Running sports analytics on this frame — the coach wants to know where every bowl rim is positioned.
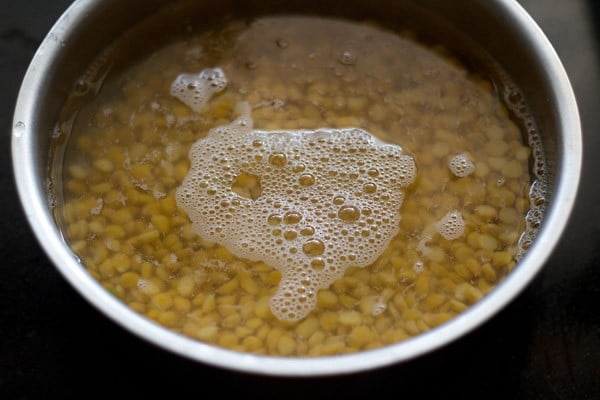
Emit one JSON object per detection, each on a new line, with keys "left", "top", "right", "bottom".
{"left": 11, "top": 0, "right": 582, "bottom": 376}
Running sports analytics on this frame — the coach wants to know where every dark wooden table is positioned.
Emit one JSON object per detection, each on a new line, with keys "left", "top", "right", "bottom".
{"left": 1, "top": 1, "right": 598, "bottom": 398}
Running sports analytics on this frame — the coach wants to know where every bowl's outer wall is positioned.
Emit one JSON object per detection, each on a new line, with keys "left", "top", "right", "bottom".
{"left": 11, "top": 0, "right": 581, "bottom": 376}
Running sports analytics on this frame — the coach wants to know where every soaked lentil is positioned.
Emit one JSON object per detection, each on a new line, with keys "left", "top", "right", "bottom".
{"left": 55, "top": 15, "right": 540, "bottom": 356}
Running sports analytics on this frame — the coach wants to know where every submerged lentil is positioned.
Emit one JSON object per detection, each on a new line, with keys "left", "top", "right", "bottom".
{"left": 56, "top": 15, "right": 538, "bottom": 357}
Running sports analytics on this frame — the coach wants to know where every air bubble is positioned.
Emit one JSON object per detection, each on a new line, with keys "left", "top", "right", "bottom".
{"left": 13, "top": 121, "right": 25, "bottom": 137}
{"left": 333, "top": 196, "right": 345, "bottom": 205}
{"left": 300, "top": 226, "right": 315, "bottom": 236}
{"left": 338, "top": 205, "right": 360, "bottom": 223}
{"left": 284, "top": 230, "right": 298, "bottom": 240}
{"left": 363, "top": 183, "right": 377, "bottom": 193}
{"left": 52, "top": 126, "right": 63, "bottom": 139}
{"left": 268, "top": 214, "right": 282, "bottom": 225}
{"left": 507, "top": 90, "right": 522, "bottom": 104}
{"left": 299, "top": 173, "right": 315, "bottom": 186}
{"left": 339, "top": 50, "right": 357, "bottom": 65}
{"left": 269, "top": 153, "right": 287, "bottom": 167}
{"left": 284, "top": 211, "right": 302, "bottom": 224}
{"left": 292, "top": 163, "right": 306, "bottom": 173}
{"left": 74, "top": 79, "right": 89, "bottom": 95}
{"left": 302, "top": 239, "right": 325, "bottom": 256}
{"left": 276, "top": 37, "right": 289, "bottom": 49}
{"left": 413, "top": 261, "right": 424, "bottom": 273}
{"left": 371, "top": 298, "right": 387, "bottom": 316}
{"left": 367, "top": 168, "right": 379, "bottom": 177}
{"left": 311, "top": 258, "right": 325, "bottom": 270}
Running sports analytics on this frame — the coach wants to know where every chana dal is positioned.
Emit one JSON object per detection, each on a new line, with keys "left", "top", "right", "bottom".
{"left": 53, "top": 13, "right": 546, "bottom": 357}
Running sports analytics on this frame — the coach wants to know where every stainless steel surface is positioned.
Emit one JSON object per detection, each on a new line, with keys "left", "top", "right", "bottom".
{"left": 11, "top": 0, "right": 582, "bottom": 376}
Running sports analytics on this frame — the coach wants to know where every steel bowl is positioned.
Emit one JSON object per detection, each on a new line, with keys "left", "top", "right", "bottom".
{"left": 11, "top": 0, "right": 582, "bottom": 376}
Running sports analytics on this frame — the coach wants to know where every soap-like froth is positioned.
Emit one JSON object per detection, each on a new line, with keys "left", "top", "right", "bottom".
{"left": 170, "top": 67, "right": 227, "bottom": 112}
{"left": 448, "top": 153, "right": 475, "bottom": 178}
{"left": 500, "top": 81, "right": 547, "bottom": 261}
{"left": 516, "top": 180, "right": 545, "bottom": 260}
{"left": 436, "top": 210, "right": 465, "bottom": 240}
{"left": 177, "top": 104, "right": 416, "bottom": 321}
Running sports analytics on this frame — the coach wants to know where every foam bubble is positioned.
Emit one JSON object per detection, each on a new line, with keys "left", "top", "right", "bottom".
{"left": 436, "top": 210, "right": 465, "bottom": 240}
{"left": 516, "top": 180, "right": 546, "bottom": 260}
{"left": 177, "top": 103, "right": 416, "bottom": 321}
{"left": 170, "top": 67, "right": 227, "bottom": 113}
{"left": 448, "top": 153, "right": 475, "bottom": 178}
{"left": 498, "top": 76, "right": 548, "bottom": 261}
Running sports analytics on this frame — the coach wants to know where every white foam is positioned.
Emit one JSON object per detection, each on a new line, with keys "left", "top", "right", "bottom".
{"left": 170, "top": 67, "right": 227, "bottom": 113}
{"left": 516, "top": 180, "right": 546, "bottom": 260}
{"left": 177, "top": 103, "right": 416, "bottom": 321}
{"left": 448, "top": 153, "right": 475, "bottom": 178}
{"left": 436, "top": 210, "right": 465, "bottom": 240}
{"left": 500, "top": 82, "right": 548, "bottom": 261}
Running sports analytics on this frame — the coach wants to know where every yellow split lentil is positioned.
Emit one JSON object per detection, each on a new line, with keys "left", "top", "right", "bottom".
{"left": 52, "top": 14, "right": 542, "bottom": 357}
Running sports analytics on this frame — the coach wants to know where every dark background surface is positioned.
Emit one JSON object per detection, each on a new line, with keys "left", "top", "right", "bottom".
{"left": 1, "top": 1, "right": 598, "bottom": 399}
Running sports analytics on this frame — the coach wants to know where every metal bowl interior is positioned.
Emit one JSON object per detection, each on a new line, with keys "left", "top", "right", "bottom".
{"left": 11, "top": 0, "right": 581, "bottom": 376}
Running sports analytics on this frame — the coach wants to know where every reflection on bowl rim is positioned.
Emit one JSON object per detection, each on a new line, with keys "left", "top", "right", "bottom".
{"left": 11, "top": 0, "right": 581, "bottom": 376}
